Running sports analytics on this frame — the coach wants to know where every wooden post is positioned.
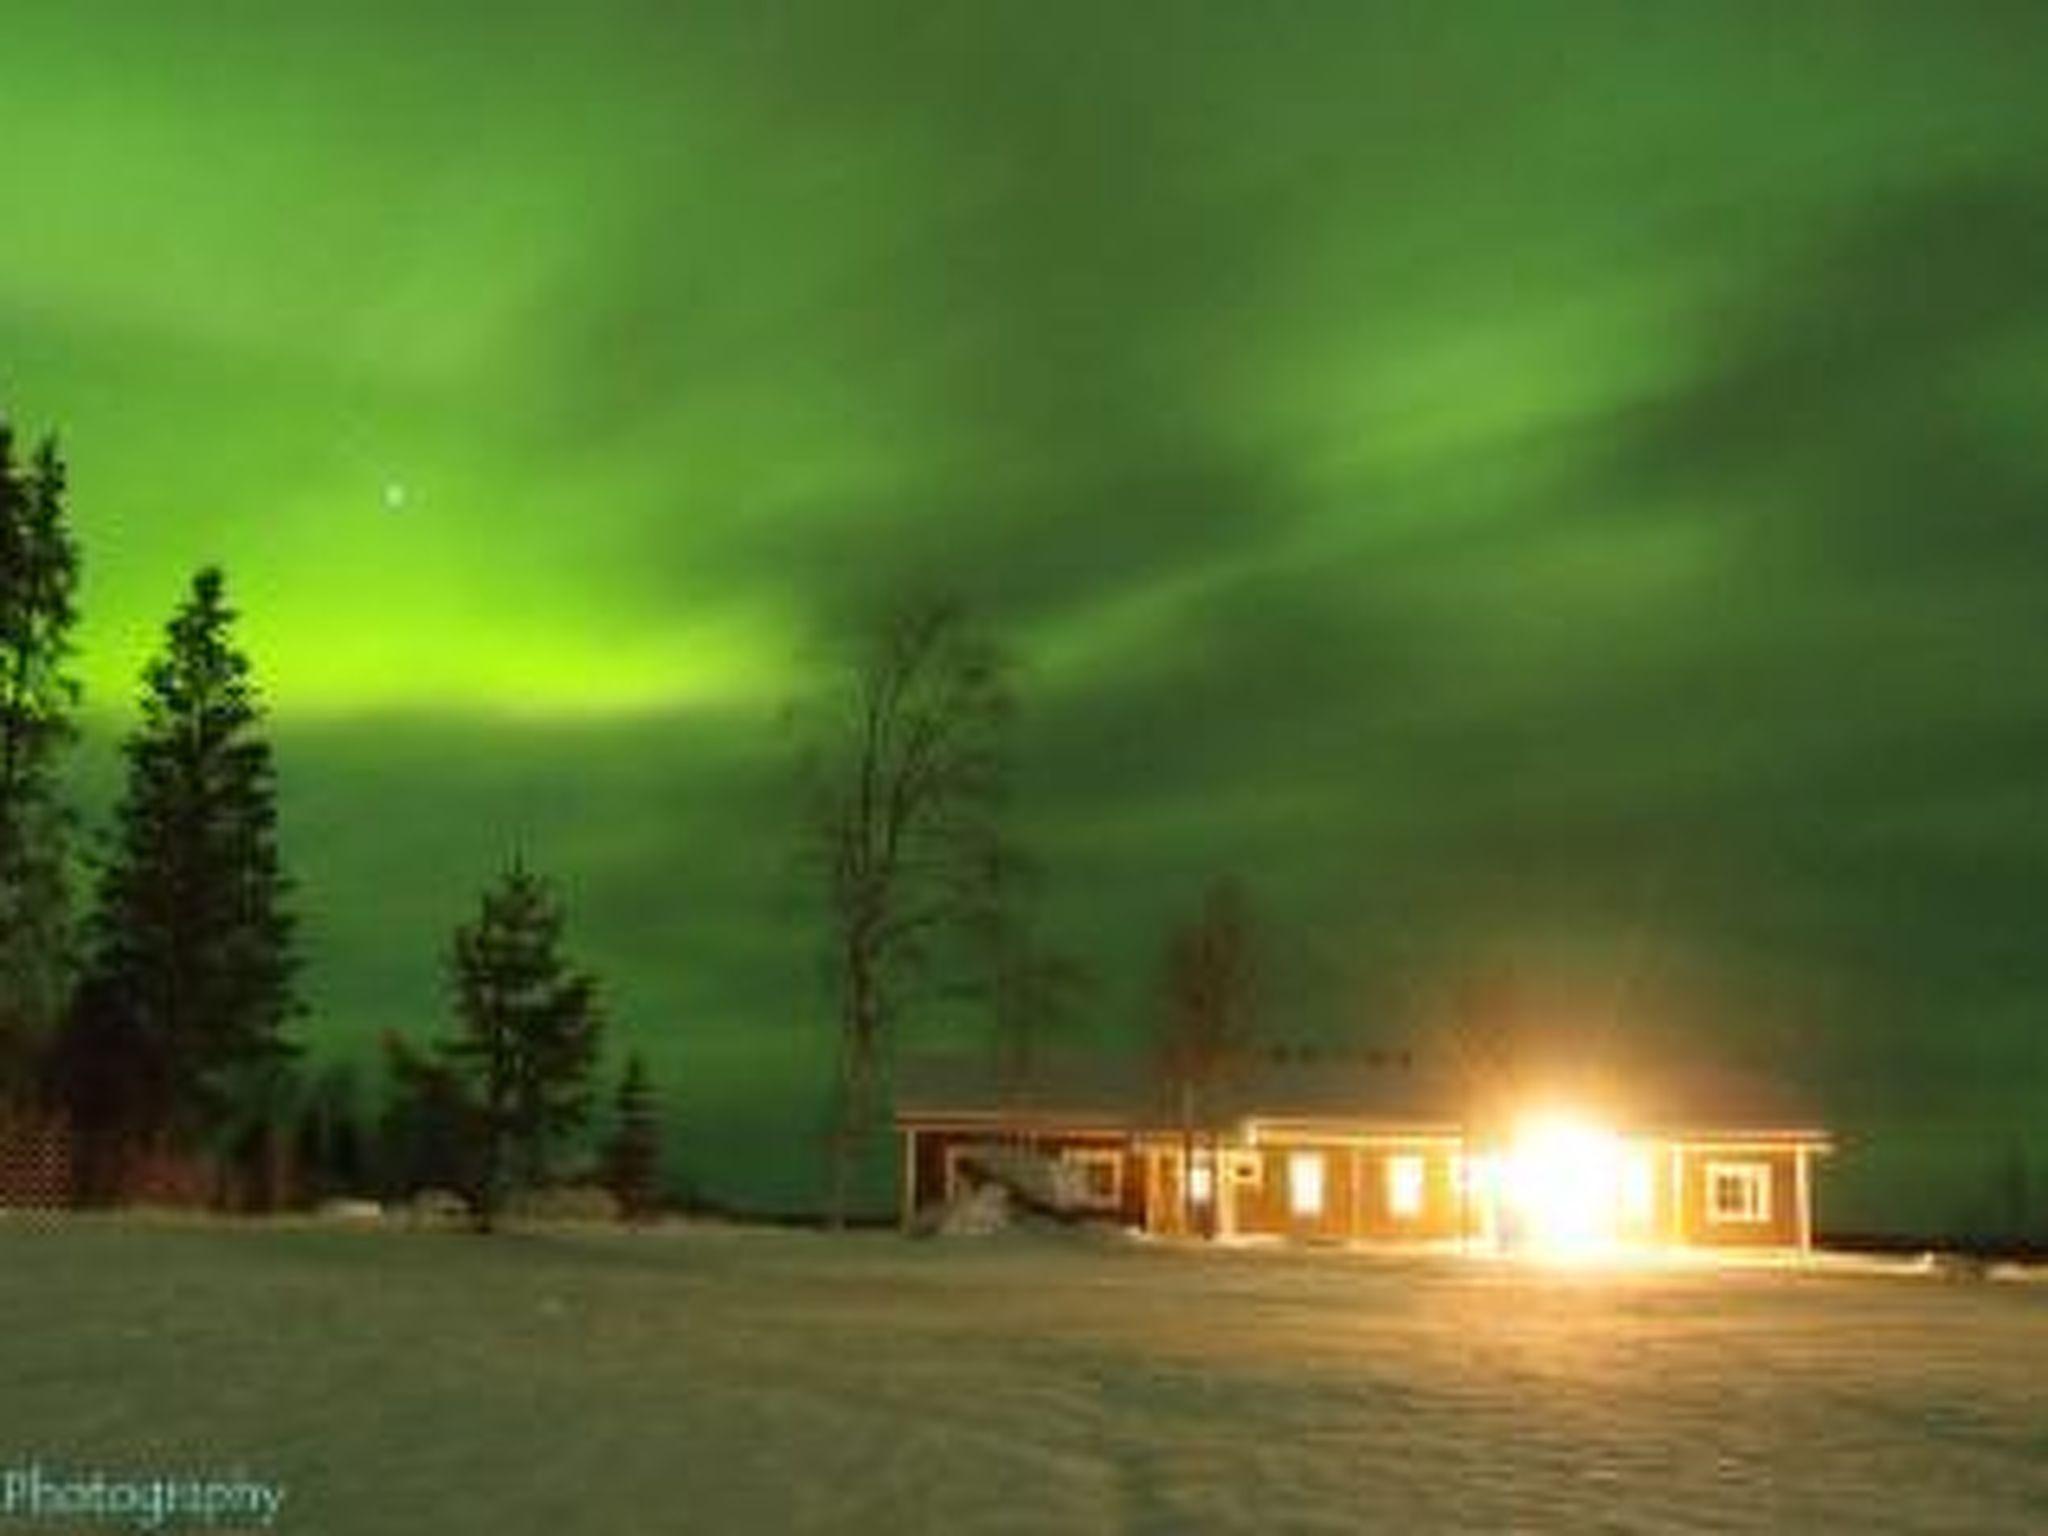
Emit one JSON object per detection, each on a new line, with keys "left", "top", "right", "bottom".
{"left": 899, "top": 1128, "right": 917, "bottom": 1230}
{"left": 1455, "top": 1142, "right": 1468, "bottom": 1254}
{"left": 1667, "top": 1143, "right": 1684, "bottom": 1246}
{"left": 1350, "top": 1146, "right": 1364, "bottom": 1242}
{"left": 1217, "top": 1139, "right": 1234, "bottom": 1240}
{"left": 1794, "top": 1145, "right": 1813, "bottom": 1255}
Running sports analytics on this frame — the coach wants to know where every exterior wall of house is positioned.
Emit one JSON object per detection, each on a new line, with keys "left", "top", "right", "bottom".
{"left": 907, "top": 1126, "right": 952, "bottom": 1216}
{"left": 1142, "top": 1142, "right": 1190, "bottom": 1236}
{"left": 1356, "top": 1143, "right": 1466, "bottom": 1241}
{"left": 899, "top": 1117, "right": 1822, "bottom": 1251}
{"left": 1668, "top": 1143, "right": 1805, "bottom": 1249}
{"left": 1226, "top": 1139, "right": 1465, "bottom": 1242}
{"left": 1133, "top": 1138, "right": 1239, "bottom": 1237}
{"left": 1118, "top": 1146, "right": 1148, "bottom": 1229}
{"left": 1236, "top": 1143, "right": 1353, "bottom": 1240}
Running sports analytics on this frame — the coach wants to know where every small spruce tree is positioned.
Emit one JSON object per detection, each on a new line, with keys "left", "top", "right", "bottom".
{"left": 440, "top": 858, "right": 603, "bottom": 1231}
{"left": 606, "top": 1052, "right": 663, "bottom": 1222}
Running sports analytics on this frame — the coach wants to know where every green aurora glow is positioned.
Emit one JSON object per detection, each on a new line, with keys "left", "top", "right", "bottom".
{"left": 5, "top": 4, "right": 2047, "bottom": 1224}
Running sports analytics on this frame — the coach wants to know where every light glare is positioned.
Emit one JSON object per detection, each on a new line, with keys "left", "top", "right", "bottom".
{"left": 1503, "top": 1115, "right": 1628, "bottom": 1254}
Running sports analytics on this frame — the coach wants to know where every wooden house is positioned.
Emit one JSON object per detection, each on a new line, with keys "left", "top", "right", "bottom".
{"left": 895, "top": 1050, "right": 1831, "bottom": 1254}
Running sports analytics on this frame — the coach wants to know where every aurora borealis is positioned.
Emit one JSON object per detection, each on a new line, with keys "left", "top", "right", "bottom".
{"left": 4, "top": 4, "right": 2045, "bottom": 1227}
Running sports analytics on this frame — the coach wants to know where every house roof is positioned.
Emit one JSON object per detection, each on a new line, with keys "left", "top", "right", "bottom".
{"left": 893, "top": 1045, "right": 1830, "bottom": 1141}
{"left": 894, "top": 1047, "right": 1476, "bottom": 1131}
{"left": 1458, "top": 1058, "right": 1831, "bottom": 1140}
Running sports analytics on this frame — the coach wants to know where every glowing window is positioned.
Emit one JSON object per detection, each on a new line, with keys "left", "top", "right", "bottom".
{"left": 1386, "top": 1154, "right": 1425, "bottom": 1218}
{"left": 1705, "top": 1161, "right": 1770, "bottom": 1224}
{"left": 1287, "top": 1152, "right": 1325, "bottom": 1217}
{"left": 1188, "top": 1159, "right": 1214, "bottom": 1205}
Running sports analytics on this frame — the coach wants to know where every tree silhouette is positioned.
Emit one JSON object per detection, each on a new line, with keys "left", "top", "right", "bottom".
{"left": 293, "top": 1062, "right": 368, "bottom": 1204}
{"left": 1156, "top": 877, "right": 1259, "bottom": 1236}
{"left": 60, "top": 566, "right": 298, "bottom": 1190}
{"left": 962, "top": 846, "right": 1089, "bottom": 1136}
{"left": 439, "top": 858, "right": 603, "bottom": 1231}
{"left": 605, "top": 1052, "right": 662, "bottom": 1222}
{"left": 378, "top": 1030, "right": 480, "bottom": 1204}
{"left": 0, "top": 415, "right": 80, "bottom": 1105}
{"left": 798, "top": 596, "right": 1012, "bottom": 1227}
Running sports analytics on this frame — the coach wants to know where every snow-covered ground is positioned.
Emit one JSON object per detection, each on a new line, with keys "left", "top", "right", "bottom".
{"left": 665, "top": 1231, "right": 2048, "bottom": 1533}
{"left": 3, "top": 1219, "right": 2044, "bottom": 1532}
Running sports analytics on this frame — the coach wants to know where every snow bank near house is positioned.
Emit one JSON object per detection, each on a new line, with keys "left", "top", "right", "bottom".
{"left": 929, "top": 1181, "right": 1011, "bottom": 1237}
{"left": 314, "top": 1197, "right": 384, "bottom": 1223}
{"left": 916, "top": 1142, "right": 1102, "bottom": 1238}
{"left": 1989, "top": 1258, "right": 2048, "bottom": 1284}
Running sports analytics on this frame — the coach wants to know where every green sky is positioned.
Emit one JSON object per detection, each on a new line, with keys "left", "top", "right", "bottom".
{"left": 5, "top": 3, "right": 2046, "bottom": 1227}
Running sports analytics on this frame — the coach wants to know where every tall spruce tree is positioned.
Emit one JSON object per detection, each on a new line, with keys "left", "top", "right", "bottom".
{"left": 605, "top": 1052, "right": 662, "bottom": 1222}
{"left": 65, "top": 566, "right": 299, "bottom": 1175}
{"left": 0, "top": 418, "right": 81, "bottom": 1104}
{"left": 441, "top": 858, "right": 603, "bottom": 1231}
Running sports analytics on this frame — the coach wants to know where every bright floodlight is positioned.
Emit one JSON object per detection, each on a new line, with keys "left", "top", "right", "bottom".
{"left": 1502, "top": 1115, "right": 1627, "bottom": 1253}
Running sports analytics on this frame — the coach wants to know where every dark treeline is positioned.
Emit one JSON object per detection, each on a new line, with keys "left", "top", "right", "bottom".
{"left": 0, "top": 408, "right": 657, "bottom": 1228}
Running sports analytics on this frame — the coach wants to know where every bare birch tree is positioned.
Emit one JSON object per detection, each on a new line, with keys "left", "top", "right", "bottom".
{"left": 801, "top": 597, "right": 1012, "bottom": 1227}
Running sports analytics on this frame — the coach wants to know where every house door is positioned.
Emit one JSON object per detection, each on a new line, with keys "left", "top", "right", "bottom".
{"left": 1144, "top": 1147, "right": 1219, "bottom": 1237}
{"left": 1154, "top": 1149, "right": 1212, "bottom": 1235}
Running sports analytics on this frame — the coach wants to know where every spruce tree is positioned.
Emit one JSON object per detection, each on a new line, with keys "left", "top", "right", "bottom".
{"left": 67, "top": 566, "right": 299, "bottom": 1165}
{"left": 606, "top": 1052, "right": 662, "bottom": 1222}
{"left": 441, "top": 858, "right": 602, "bottom": 1230}
{"left": 0, "top": 419, "right": 81, "bottom": 1104}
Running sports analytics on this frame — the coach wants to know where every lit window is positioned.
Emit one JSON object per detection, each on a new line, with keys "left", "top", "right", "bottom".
{"left": 1288, "top": 1151, "right": 1325, "bottom": 1217}
{"left": 1386, "top": 1154, "right": 1425, "bottom": 1218}
{"left": 1188, "top": 1158, "right": 1214, "bottom": 1205}
{"left": 1705, "top": 1161, "right": 1770, "bottom": 1224}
